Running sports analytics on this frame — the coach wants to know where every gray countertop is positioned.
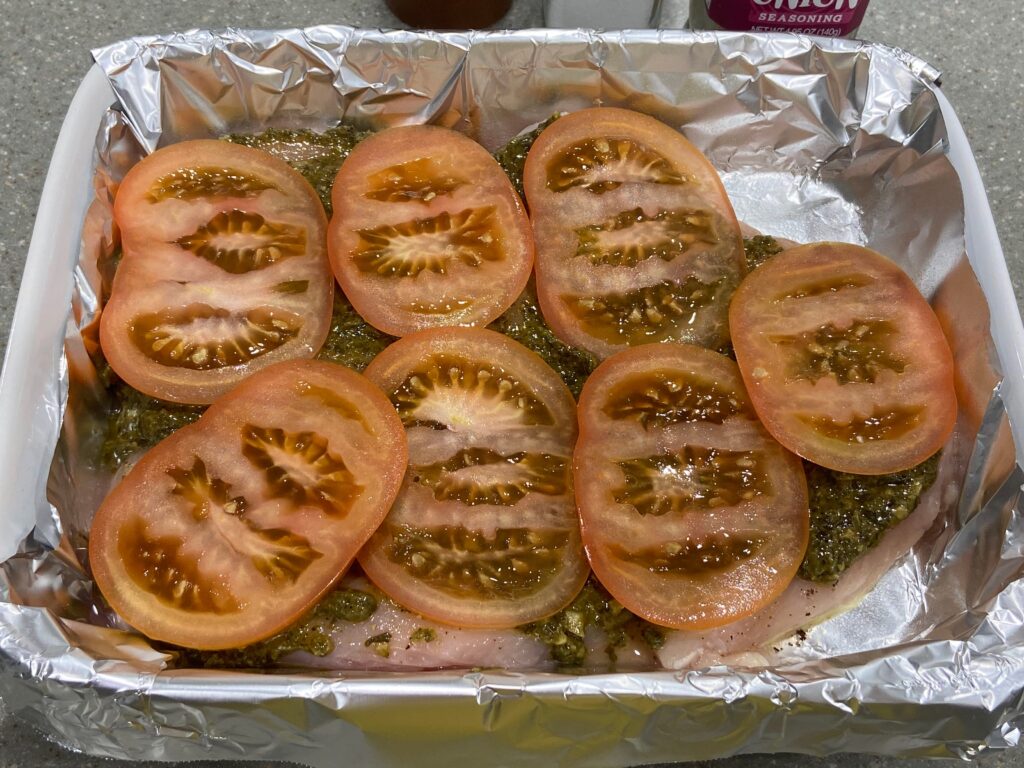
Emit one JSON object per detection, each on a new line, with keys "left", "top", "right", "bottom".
{"left": 1, "top": 0, "right": 1022, "bottom": 765}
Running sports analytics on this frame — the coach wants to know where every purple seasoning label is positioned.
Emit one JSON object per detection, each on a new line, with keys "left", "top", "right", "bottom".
{"left": 706, "top": 0, "right": 868, "bottom": 37}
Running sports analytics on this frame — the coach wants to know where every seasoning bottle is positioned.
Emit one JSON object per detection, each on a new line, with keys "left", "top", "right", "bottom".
{"left": 385, "top": 0, "right": 513, "bottom": 28}
{"left": 688, "top": 0, "right": 869, "bottom": 37}
{"left": 544, "top": 0, "right": 663, "bottom": 28}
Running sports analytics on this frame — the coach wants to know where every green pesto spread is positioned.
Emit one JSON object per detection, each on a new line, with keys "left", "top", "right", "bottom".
{"left": 743, "top": 235, "right": 784, "bottom": 272}
{"left": 365, "top": 631, "right": 392, "bottom": 658}
{"left": 225, "top": 125, "right": 372, "bottom": 215}
{"left": 489, "top": 283, "right": 597, "bottom": 398}
{"left": 175, "top": 587, "right": 379, "bottom": 669}
{"left": 99, "top": 366, "right": 206, "bottom": 471}
{"left": 725, "top": 235, "right": 784, "bottom": 357}
{"left": 799, "top": 452, "right": 941, "bottom": 583}
{"left": 492, "top": 115, "right": 559, "bottom": 199}
{"left": 410, "top": 627, "right": 437, "bottom": 643}
{"left": 317, "top": 292, "right": 396, "bottom": 372}
{"left": 519, "top": 579, "right": 665, "bottom": 668}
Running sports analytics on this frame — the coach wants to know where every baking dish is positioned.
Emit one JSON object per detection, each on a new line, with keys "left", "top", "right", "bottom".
{"left": 1, "top": 27, "right": 1023, "bottom": 765}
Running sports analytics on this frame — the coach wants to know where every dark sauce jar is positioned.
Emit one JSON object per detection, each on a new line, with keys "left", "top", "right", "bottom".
{"left": 385, "top": 0, "right": 513, "bottom": 29}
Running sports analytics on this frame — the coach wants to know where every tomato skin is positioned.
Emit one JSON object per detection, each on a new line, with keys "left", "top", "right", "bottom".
{"left": 102, "top": 140, "right": 333, "bottom": 404}
{"left": 328, "top": 126, "right": 534, "bottom": 336}
{"left": 522, "top": 107, "right": 745, "bottom": 359}
{"left": 575, "top": 343, "right": 809, "bottom": 631}
{"left": 359, "top": 327, "right": 588, "bottom": 629}
{"left": 729, "top": 242, "right": 958, "bottom": 475}
{"left": 88, "top": 359, "right": 407, "bottom": 650}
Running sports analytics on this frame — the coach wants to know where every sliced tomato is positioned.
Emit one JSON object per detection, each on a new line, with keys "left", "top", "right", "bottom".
{"left": 359, "top": 327, "right": 587, "bottom": 629}
{"left": 101, "top": 140, "right": 333, "bottom": 404}
{"left": 575, "top": 343, "right": 809, "bottom": 630}
{"left": 729, "top": 242, "right": 958, "bottom": 475}
{"left": 88, "top": 360, "right": 407, "bottom": 650}
{"left": 522, "top": 107, "right": 745, "bottom": 359}
{"left": 328, "top": 125, "right": 534, "bottom": 336}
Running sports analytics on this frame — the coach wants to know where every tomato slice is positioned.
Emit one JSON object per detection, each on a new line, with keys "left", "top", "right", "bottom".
{"left": 729, "top": 242, "right": 958, "bottom": 475}
{"left": 522, "top": 107, "right": 745, "bottom": 359}
{"left": 575, "top": 344, "right": 809, "bottom": 630}
{"left": 359, "top": 327, "right": 588, "bottom": 629}
{"left": 88, "top": 360, "right": 407, "bottom": 650}
{"left": 101, "top": 140, "right": 333, "bottom": 404}
{"left": 328, "top": 126, "right": 534, "bottom": 336}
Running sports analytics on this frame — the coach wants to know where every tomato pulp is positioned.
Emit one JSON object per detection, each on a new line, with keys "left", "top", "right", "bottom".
{"left": 102, "top": 140, "right": 334, "bottom": 404}
{"left": 328, "top": 126, "right": 534, "bottom": 336}
{"left": 523, "top": 108, "right": 745, "bottom": 359}
{"left": 360, "top": 327, "right": 589, "bottom": 628}
{"left": 730, "top": 242, "right": 957, "bottom": 475}
{"left": 89, "top": 360, "right": 407, "bottom": 650}
{"left": 575, "top": 343, "right": 809, "bottom": 630}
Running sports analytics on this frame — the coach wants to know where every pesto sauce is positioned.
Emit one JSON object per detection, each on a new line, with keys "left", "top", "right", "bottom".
{"left": 174, "top": 587, "right": 379, "bottom": 669}
{"left": 365, "top": 631, "right": 392, "bottom": 658}
{"left": 99, "top": 366, "right": 206, "bottom": 471}
{"left": 519, "top": 579, "right": 665, "bottom": 667}
{"left": 315, "top": 586, "right": 380, "bottom": 623}
{"left": 743, "top": 235, "right": 784, "bottom": 272}
{"left": 492, "top": 115, "right": 559, "bottom": 199}
{"left": 410, "top": 627, "right": 437, "bottom": 643}
{"left": 317, "top": 292, "right": 396, "bottom": 372}
{"left": 225, "top": 124, "right": 372, "bottom": 215}
{"left": 489, "top": 283, "right": 597, "bottom": 399}
{"left": 799, "top": 452, "right": 941, "bottom": 583}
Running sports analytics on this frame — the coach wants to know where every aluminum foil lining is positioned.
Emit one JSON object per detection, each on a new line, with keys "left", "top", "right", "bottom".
{"left": 2, "top": 26, "right": 1023, "bottom": 765}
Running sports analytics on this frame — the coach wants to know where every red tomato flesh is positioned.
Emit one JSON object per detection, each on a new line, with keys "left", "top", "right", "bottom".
{"left": 359, "top": 327, "right": 588, "bottom": 629}
{"left": 328, "top": 126, "right": 534, "bottom": 336}
{"left": 729, "top": 242, "right": 957, "bottom": 475}
{"left": 102, "top": 140, "right": 334, "bottom": 404}
{"left": 523, "top": 108, "right": 745, "bottom": 359}
{"left": 89, "top": 360, "right": 407, "bottom": 650}
{"left": 575, "top": 343, "right": 809, "bottom": 630}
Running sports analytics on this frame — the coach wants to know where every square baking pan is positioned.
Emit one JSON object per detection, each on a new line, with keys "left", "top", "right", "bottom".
{"left": 2, "top": 27, "right": 1024, "bottom": 766}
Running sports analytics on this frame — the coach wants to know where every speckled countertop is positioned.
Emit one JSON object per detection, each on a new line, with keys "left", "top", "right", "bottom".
{"left": 1, "top": 0, "right": 1022, "bottom": 766}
